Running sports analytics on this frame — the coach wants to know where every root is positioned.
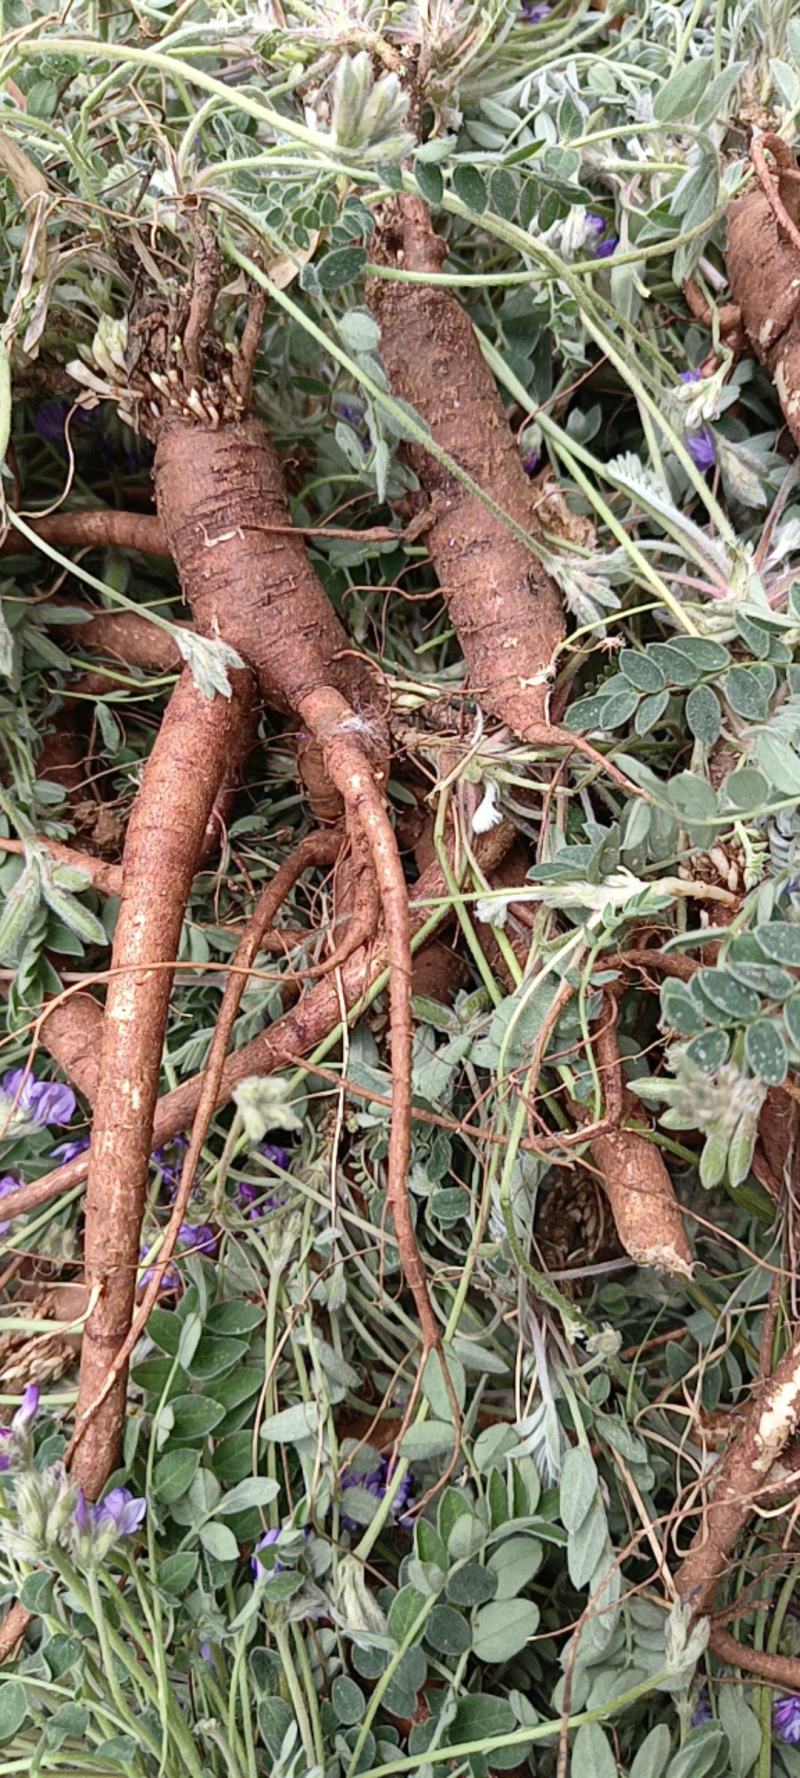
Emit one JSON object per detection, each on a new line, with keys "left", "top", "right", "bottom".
{"left": 1, "top": 510, "right": 167, "bottom": 558}
{"left": 71, "top": 665, "right": 253, "bottom": 1497}
{"left": 577, "top": 1007, "right": 693, "bottom": 1276}
{"left": 726, "top": 137, "right": 800, "bottom": 446}
{"left": 709, "top": 1627, "right": 800, "bottom": 1686}
{"left": 676, "top": 1320, "right": 800, "bottom": 1615}
{"left": 37, "top": 991, "right": 104, "bottom": 1105}
{"left": 368, "top": 194, "right": 565, "bottom": 733}
{"left": 67, "top": 829, "right": 340, "bottom": 1462}
{"left": 1, "top": 825, "right": 515, "bottom": 1228}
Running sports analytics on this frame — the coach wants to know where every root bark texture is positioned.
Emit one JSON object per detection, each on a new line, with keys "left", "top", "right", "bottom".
{"left": 676, "top": 1321, "right": 800, "bottom": 1615}
{"left": 726, "top": 136, "right": 800, "bottom": 446}
{"left": 586, "top": 1016, "right": 692, "bottom": 1277}
{"left": 71, "top": 665, "right": 253, "bottom": 1496}
{"left": 368, "top": 194, "right": 565, "bottom": 731}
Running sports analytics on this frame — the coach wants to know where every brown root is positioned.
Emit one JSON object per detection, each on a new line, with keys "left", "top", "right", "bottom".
{"left": 71, "top": 665, "right": 253, "bottom": 1497}
{"left": 367, "top": 194, "right": 565, "bottom": 733}
{"left": 579, "top": 1010, "right": 693, "bottom": 1277}
{"left": 726, "top": 137, "right": 800, "bottom": 445}
{"left": 676, "top": 1320, "right": 800, "bottom": 1615}
{"left": 1, "top": 825, "right": 515, "bottom": 1229}
{"left": 37, "top": 991, "right": 104, "bottom": 1105}
{"left": 67, "top": 830, "right": 340, "bottom": 1463}
{"left": 0, "top": 835, "right": 123, "bottom": 897}
{"left": 0, "top": 510, "right": 168, "bottom": 558}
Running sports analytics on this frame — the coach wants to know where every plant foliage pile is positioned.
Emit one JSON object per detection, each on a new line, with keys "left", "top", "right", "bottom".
{"left": 2, "top": 2, "right": 800, "bottom": 1775}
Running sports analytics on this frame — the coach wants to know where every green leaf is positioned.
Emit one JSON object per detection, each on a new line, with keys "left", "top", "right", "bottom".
{"left": 693, "top": 968, "right": 761, "bottom": 1023}
{"left": 654, "top": 55, "right": 714, "bottom": 120}
{"left": 214, "top": 1476, "right": 280, "bottom": 1515}
{"left": 161, "top": 1395, "right": 226, "bottom": 1441}
{"left": 665, "top": 772, "right": 718, "bottom": 838}
{"left": 41, "top": 881, "right": 108, "bottom": 947}
{"left": 754, "top": 924, "right": 800, "bottom": 965}
{"left": 153, "top": 1448, "right": 200, "bottom": 1505}
{"left": 205, "top": 1301, "right": 263, "bottom": 1337}
{"left": 684, "top": 1029, "right": 730, "bottom": 1073}
{"left": 745, "top": 1019, "right": 788, "bottom": 1085}
{"left": 453, "top": 165, "right": 486, "bottom": 212}
{"left": 45, "top": 1702, "right": 88, "bottom": 1749}
{"left": 0, "top": 861, "right": 42, "bottom": 962}
{"left": 619, "top": 649, "right": 666, "bottom": 691}
{"left": 490, "top": 168, "right": 518, "bottom": 218}
{"left": 446, "top": 1563, "right": 497, "bottom": 1607}
{"left": 422, "top": 1348, "right": 466, "bottom": 1418}
{"left": 314, "top": 246, "right": 367, "bottom": 291}
{"left": 727, "top": 960, "right": 794, "bottom": 1000}
{"left": 724, "top": 665, "right": 775, "bottom": 721}
{"left": 388, "top": 1585, "right": 428, "bottom": 1645}
{"left": 635, "top": 689, "right": 670, "bottom": 734}
{"left": 661, "top": 979, "right": 706, "bottom": 1037}
{"left": 686, "top": 683, "right": 721, "bottom": 745}
{"left": 754, "top": 731, "right": 800, "bottom": 795}
{"left": 471, "top": 1597, "right": 539, "bottom": 1662}
{"left": 559, "top": 1446, "right": 598, "bottom": 1532}
{"left": 425, "top": 1604, "right": 471, "bottom": 1655}
{"left": 259, "top": 1401, "right": 320, "bottom": 1443}
{"left": 399, "top": 1420, "right": 456, "bottom": 1461}
{"left": 572, "top": 1721, "right": 618, "bottom": 1778}
{"left": 449, "top": 1695, "right": 515, "bottom": 1747}
{"left": 0, "top": 1681, "right": 27, "bottom": 1741}
{"left": 631, "top": 1717, "right": 673, "bottom": 1774}
{"left": 720, "top": 767, "right": 769, "bottom": 813}
{"left": 199, "top": 1520, "right": 239, "bottom": 1561}
{"left": 338, "top": 308, "right": 381, "bottom": 354}
{"left": 718, "top": 1685, "right": 761, "bottom": 1778}
{"left": 332, "top": 1676, "right": 365, "bottom": 1726}
{"left": 486, "top": 1534, "right": 543, "bottom": 1599}
{"left": 415, "top": 159, "right": 443, "bottom": 204}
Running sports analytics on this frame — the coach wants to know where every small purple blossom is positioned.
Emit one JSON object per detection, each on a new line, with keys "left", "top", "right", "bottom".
{"left": 586, "top": 212, "right": 607, "bottom": 235}
{"left": 1, "top": 1069, "right": 76, "bottom": 1129}
{"left": 200, "top": 1640, "right": 214, "bottom": 1663}
{"left": 522, "top": 447, "right": 541, "bottom": 477}
{"left": 261, "top": 1143, "right": 289, "bottom": 1169}
{"left": 51, "top": 1133, "right": 90, "bottom": 1165}
{"left": 236, "top": 1181, "right": 281, "bottom": 1222}
{"left": 341, "top": 1456, "right": 413, "bottom": 1529}
{"left": 138, "top": 1245, "right": 179, "bottom": 1292}
{"left": 687, "top": 426, "right": 715, "bottom": 471}
{"left": 95, "top": 1487, "right": 146, "bottom": 1538}
{"left": 691, "top": 1688, "right": 712, "bottom": 1726}
{"left": 252, "top": 1527, "right": 282, "bottom": 1579}
{"left": 520, "top": 0, "right": 550, "bottom": 18}
{"left": 176, "top": 1222, "right": 218, "bottom": 1257}
{"left": 0, "top": 1384, "right": 40, "bottom": 1473}
{"left": 775, "top": 1696, "right": 800, "bottom": 1745}
{"left": 71, "top": 1486, "right": 146, "bottom": 1563}
{"left": 0, "top": 1175, "right": 21, "bottom": 1237}
{"left": 680, "top": 367, "right": 703, "bottom": 384}
{"left": 595, "top": 234, "right": 619, "bottom": 259}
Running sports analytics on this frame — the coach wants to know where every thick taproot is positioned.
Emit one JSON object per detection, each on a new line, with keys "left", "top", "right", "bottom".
{"left": 368, "top": 194, "right": 565, "bottom": 732}
{"left": 71, "top": 665, "right": 252, "bottom": 1495}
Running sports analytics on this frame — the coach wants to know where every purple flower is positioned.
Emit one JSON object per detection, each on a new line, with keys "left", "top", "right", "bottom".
{"left": 176, "top": 1222, "right": 217, "bottom": 1257}
{"left": 1, "top": 1069, "right": 76, "bottom": 1129}
{"left": 687, "top": 426, "right": 715, "bottom": 471}
{"left": 341, "top": 1456, "right": 413, "bottom": 1529}
{"left": 200, "top": 1640, "right": 214, "bottom": 1662}
{"left": 51, "top": 1133, "right": 90, "bottom": 1165}
{"left": 95, "top": 1487, "right": 146, "bottom": 1538}
{"left": 586, "top": 213, "right": 608, "bottom": 235}
{"left": 595, "top": 234, "right": 619, "bottom": 259}
{"left": 334, "top": 401, "right": 370, "bottom": 452}
{"left": 0, "top": 1384, "right": 40, "bottom": 1473}
{"left": 0, "top": 1175, "right": 21, "bottom": 1236}
{"left": 261, "top": 1143, "right": 289, "bottom": 1169}
{"left": 522, "top": 447, "right": 541, "bottom": 477}
{"left": 138, "top": 1245, "right": 179, "bottom": 1292}
{"left": 252, "top": 1527, "right": 282, "bottom": 1579}
{"left": 691, "top": 1688, "right": 712, "bottom": 1726}
{"left": 70, "top": 1486, "right": 146, "bottom": 1563}
{"left": 680, "top": 367, "right": 703, "bottom": 384}
{"left": 520, "top": 0, "right": 550, "bottom": 18}
{"left": 236, "top": 1181, "right": 281, "bottom": 1222}
{"left": 775, "top": 1696, "right": 800, "bottom": 1745}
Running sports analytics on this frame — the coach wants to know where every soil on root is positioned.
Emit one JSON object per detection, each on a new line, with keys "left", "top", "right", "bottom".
{"left": 726, "top": 136, "right": 800, "bottom": 444}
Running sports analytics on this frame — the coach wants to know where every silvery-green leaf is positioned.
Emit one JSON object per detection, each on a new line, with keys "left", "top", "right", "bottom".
{"left": 0, "top": 858, "right": 42, "bottom": 962}
{"left": 175, "top": 630, "right": 245, "bottom": 700}
{"left": 0, "top": 602, "right": 15, "bottom": 679}
{"left": 41, "top": 883, "right": 107, "bottom": 948}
